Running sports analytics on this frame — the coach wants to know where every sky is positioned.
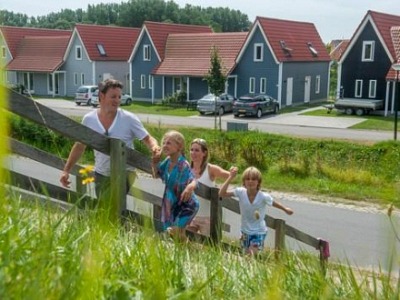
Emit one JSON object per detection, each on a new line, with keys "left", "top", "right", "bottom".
{"left": 2, "top": 0, "right": 399, "bottom": 43}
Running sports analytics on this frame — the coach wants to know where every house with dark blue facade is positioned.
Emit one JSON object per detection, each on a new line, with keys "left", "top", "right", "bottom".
{"left": 128, "top": 21, "right": 212, "bottom": 103}
{"left": 152, "top": 32, "right": 247, "bottom": 100}
{"left": 338, "top": 10, "right": 400, "bottom": 116}
{"left": 233, "top": 16, "right": 330, "bottom": 108}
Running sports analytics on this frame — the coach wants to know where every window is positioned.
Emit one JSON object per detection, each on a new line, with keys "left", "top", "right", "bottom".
{"left": 23, "top": 72, "right": 34, "bottom": 91}
{"left": 81, "top": 73, "right": 85, "bottom": 85}
{"left": 249, "top": 77, "right": 255, "bottom": 93}
{"left": 260, "top": 78, "right": 267, "bottom": 94}
{"left": 75, "top": 46, "right": 82, "bottom": 60}
{"left": 315, "top": 75, "right": 321, "bottom": 94}
{"left": 362, "top": 41, "right": 374, "bottom": 61}
{"left": 48, "top": 74, "right": 53, "bottom": 93}
{"left": 97, "top": 43, "right": 106, "bottom": 56}
{"left": 355, "top": 80, "right": 363, "bottom": 98}
{"left": 307, "top": 42, "right": 318, "bottom": 57}
{"left": 253, "top": 43, "right": 263, "bottom": 62}
{"left": 369, "top": 80, "right": 377, "bottom": 98}
{"left": 148, "top": 75, "right": 153, "bottom": 89}
{"left": 143, "top": 45, "right": 151, "bottom": 61}
{"left": 1, "top": 46, "right": 6, "bottom": 58}
{"left": 141, "top": 75, "right": 146, "bottom": 89}
{"left": 74, "top": 73, "right": 78, "bottom": 86}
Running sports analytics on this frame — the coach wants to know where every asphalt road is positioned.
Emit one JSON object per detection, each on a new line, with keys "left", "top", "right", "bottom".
{"left": 35, "top": 99, "right": 393, "bottom": 142}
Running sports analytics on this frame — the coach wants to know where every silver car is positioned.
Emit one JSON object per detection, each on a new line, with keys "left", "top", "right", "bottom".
{"left": 91, "top": 89, "right": 133, "bottom": 107}
{"left": 74, "top": 85, "right": 98, "bottom": 106}
{"left": 196, "top": 93, "right": 236, "bottom": 115}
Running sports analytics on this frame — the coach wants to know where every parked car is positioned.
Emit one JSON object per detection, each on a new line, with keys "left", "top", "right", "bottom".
{"left": 196, "top": 93, "right": 236, "bottom": 115}
{"left": 233, "top": 94, "right": 279, "bottom": 118}
{"left": 90, "top": 89, "right": 133, "bottom": 107}
{"left": 74, "top": 85, "right": 98, "bottom": 106}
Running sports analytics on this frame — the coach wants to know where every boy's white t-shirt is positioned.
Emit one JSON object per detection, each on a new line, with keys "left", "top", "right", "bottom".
{"left": 82, "top": 108, "right": 149, "bottom": 176}
{"left": 233, "top": 187, "right": 273, "bottom": 235}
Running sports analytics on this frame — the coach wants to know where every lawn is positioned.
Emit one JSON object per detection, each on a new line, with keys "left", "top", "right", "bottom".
{"left": 124, "top": 101, "right": 199, "bottom": 117}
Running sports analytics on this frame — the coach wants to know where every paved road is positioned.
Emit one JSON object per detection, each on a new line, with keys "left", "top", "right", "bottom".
{"left": 5, "top": 155, "right": 399, "bottom": 273}
{"left": 35, "top": 99, "right": 393, "bottom": 142}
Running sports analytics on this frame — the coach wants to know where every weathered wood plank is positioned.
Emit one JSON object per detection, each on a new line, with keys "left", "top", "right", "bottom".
{"left": 285, "top": 224, "right": 320, "bottom": 249}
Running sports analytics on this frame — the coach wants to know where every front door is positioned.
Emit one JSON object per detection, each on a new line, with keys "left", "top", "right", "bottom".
{"left": 304, "top": 76, "right": 311, "bottom": 103}
{"left": 286, "top": 77, "right": 293, "bottom": 106}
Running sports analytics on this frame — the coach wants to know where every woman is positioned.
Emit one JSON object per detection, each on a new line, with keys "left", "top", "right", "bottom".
{"left": 186, "top": 138, "right": 230, "bottom": 235}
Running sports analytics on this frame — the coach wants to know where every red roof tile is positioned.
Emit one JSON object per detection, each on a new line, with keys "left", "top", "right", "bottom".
{"left": 387, "top": 26, "right": 400, "bottom": 80}
{"left": 0, "top": 26, "right": 71, "bottom": 58}
{"left": 153, "top": 32, "right": 247, "bottom": 76}
{"left": 7, "top": 35, "right": 70, "bottom": 72}
{"left": 255, "top": 16, "right": 330, "bottom": 62}
{"left": 143, "top": 21, "right": 212, "bottom": 60}
{"left": 330, "top": 39, "right": 350, "bottom": 61}
{"left": 75, "top": 24, "right": 140, "bottom": 61}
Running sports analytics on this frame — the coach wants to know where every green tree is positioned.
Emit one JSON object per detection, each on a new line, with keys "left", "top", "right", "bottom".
{"left": 204, "top": 46, "right": 226, "bottom": 130}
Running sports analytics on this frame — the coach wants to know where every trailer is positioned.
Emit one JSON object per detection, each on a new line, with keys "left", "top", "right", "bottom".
{"left": 334, "top": 98, "right": 383, "bottom": 116}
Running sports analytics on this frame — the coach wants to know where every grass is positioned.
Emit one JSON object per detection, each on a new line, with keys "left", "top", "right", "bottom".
{"left": 0, "top": 198, "right": 398, "bottom": 299}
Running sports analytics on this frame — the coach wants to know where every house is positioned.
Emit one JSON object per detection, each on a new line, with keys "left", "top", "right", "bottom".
{"left": 329, "top": 39, "right": 350, "bottom": 62}
{"left": 63, "top": 23, "right": 141, "bottom": 96}
{"left": 152, "top": 31, "right": 248, "bottom": 100}
{"left": 337, "top": 10, "right": 400, "bottom": 115}
{"left": 233, "top": 16, "right": 331, "bottom": 107}
{"left": 128, "top": 21, "right": 212, "bottom": 102}
{"left": 1, "top": 26, "right": 72, "bottom": 96}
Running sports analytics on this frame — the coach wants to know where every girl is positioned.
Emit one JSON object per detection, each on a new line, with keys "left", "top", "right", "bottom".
{"left": 152, "top": 130, "right": 199, "bottom": 241}
{"left": 219, "top": 166, "right": 294, "bottom": 255}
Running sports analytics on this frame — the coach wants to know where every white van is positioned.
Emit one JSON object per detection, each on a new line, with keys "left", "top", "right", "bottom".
{"left": 74, "top": 85, "right": 98, "bottom": 106}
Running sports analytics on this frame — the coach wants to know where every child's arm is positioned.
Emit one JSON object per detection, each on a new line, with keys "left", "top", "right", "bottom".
{"left": 218, "top": 166, "right": 238, "bottom": 198}
{"left": 272, "top": 201, "right": 294, "bottom": 215}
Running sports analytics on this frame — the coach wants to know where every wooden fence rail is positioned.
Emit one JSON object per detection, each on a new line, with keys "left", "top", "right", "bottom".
{"left": 5, "top": 89, "right": 329, "bottom": 267}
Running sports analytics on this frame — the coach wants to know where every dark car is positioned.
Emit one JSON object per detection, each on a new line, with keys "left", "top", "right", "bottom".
{"left": 196, "top": 93, "right": 236, "bottom": 115}
{"left": 233, "top": 94, "right": 279, "bottom": 118}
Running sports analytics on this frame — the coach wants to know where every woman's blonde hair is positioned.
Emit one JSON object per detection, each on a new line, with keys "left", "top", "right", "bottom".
{"left": 162, "top": 130, "right": 185, "bottom": 155}
{"left": 241, "top": 166, "right": 262, "bottom": 190}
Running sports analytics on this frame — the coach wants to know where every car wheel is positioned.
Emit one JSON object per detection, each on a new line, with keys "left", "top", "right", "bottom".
{"left": 199, "top": 112, "right": 205, "bottom": 115}
{"left": 256, "top": 108, "right": 262, "bottom": 118}
{"left": 76, "top": 102, "right": 81, "bottom": 106}
{"left": 87, "top": 99, "right": 91, "bottom": 106}
{"left": 274, "top": 105, "right": 279, "bottom": 114}
{"left": 218, "top": 106, "right": 224, "bottom": 115}
{"left": 92, "top": 104, "right": 98, "bottom": 108}
{"left": 234, "top": 114, "right": 239, "bottom": 118}
{"left": 125, "top": 98, "right": 132, "bottom": 105}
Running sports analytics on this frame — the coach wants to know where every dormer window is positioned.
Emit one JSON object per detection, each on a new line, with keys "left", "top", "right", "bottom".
{"left": 307, "top": 42, "right": 318, "bottom": 57}
{"left": 280, "top": 40, "right": 292, "bottom": 56}
{"left": 143, "top": 44, "right": 151, "bottom": 61}
{"left": 75, "top": 45, "right": 82, "bottom": 60}
{"left": 97, "top": 43, "right": 106, "bottom": 56}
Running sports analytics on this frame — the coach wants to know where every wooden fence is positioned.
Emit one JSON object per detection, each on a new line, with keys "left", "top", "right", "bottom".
{"left": 5, "top": 89, "right": 330, "bottom": 267}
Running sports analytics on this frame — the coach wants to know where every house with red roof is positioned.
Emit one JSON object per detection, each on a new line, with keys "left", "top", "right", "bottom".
{"left": 338, "top": 10, "right": 400, "bottom": 116}
{"left": 330, "top": 39, "right": 350, "bottom": 62}
{"left": 1, "top": 26, "right": 71, "bottom": 96}
{"left": 63, "top": 24, "right": 140, "bottom": 98}
{"left": 233, "top": 16, "right": 330, "bottom": 108}
{"left": 128, "top": 21, "right": 212, "bottom": 102}
{"left": 152, "top": 31, "right": 247, "bottom": 100}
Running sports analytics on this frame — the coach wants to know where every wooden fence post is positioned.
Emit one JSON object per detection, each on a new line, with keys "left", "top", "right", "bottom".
{"left": 209, "top": 187, "right": 222, "bottom": 244}
{"left": 274, "top": 219, "right": 286, "bottom": 258}
{"left": 109, "top": 138, "right": 126, "bottom": 221}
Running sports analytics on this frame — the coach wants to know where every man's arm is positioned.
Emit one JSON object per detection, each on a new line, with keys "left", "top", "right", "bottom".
{"left": 60, "top": 142, "right": 86, "bottom": 188}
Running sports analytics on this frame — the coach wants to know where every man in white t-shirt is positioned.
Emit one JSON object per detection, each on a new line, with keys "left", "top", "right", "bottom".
{"left": 60, "top": 78, "right": 161, "bottom": 201}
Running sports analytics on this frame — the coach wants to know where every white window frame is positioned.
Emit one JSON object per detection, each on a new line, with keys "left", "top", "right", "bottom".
{"left": 75, "top": 46, "right": 82, "bottom": 60}
{"left": 143, "top": 44, "right": 151, "bottom": 61}
{"left": 368, "top": 80, "right": 377, "bottom": 98}
{"left": 362, "top": 41, "right": 374, "bottom": 62}
{"left": 140, "top": 74, "right": 146, "bottom": 89}
{"left": 249, "top": 77, "right": 256, "bottom": 93}
{"left": 1, "top": 46, "right": 6, "bottom": 58}
{"left": 260, "top": 77, "right": 267, "bottom": 94}
{"left": 253, "top": 43, "right": 263, "bottom": 62}
{"left": 74, "top": 73, "right": 78, "bottom": 86}
{"left": 355, "top": 79, "right": 363, "bottom": 98}
{"left": 148, "top": 75, "right": 153, "bottom": 89}
{"left": 80, "top": 73, "right": 85, "bottom": 85}
{"left": 315, "top": 75, "right": 321, "bottom": 94}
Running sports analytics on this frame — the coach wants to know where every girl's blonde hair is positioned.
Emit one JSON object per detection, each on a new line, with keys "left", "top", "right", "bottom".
{"left": 241, "top": 166, "right": 262, "bottom": 190}
{"left": 162, "top": 130, "right": 185, "bottom": 155}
